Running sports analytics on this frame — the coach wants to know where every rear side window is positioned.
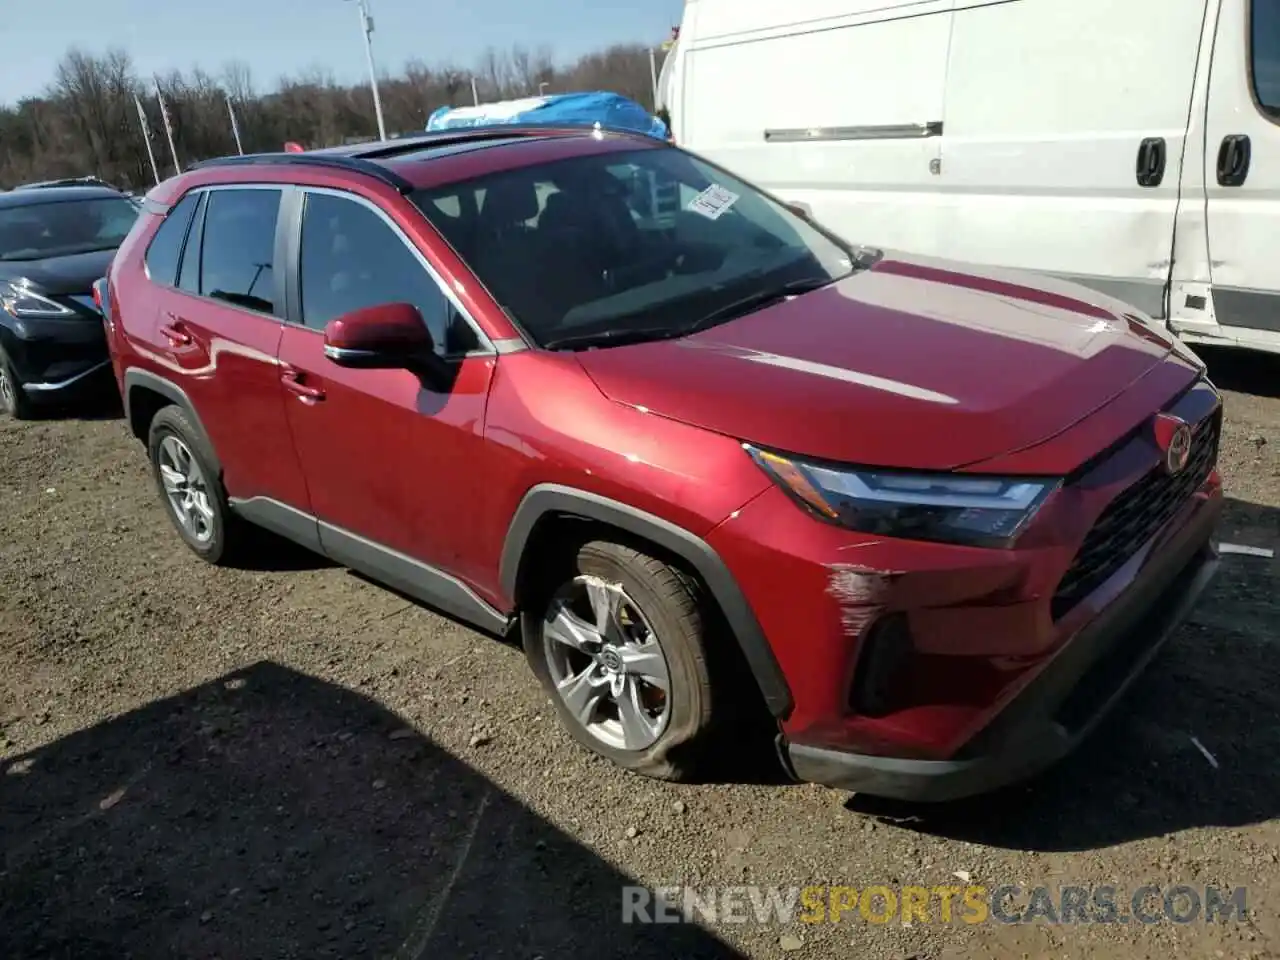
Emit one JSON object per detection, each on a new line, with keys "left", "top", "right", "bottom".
{"left": 143, "top": 192, "right": 199, "bottom": 286}
{"left": 177, "top": 193, "right": 207, "bottom": 294}
{"left": 199, "top": 189, "right": 282, "bottom": 315}
{"left": 1253, "top": 0, "right": 1280, "bottom": 119}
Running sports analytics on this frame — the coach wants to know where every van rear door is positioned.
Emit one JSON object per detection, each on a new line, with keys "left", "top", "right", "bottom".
{"left": 1188, "top": 0, "right": 1280, "bottom": 350}
{"left": 938, "top": 0, "right": 1209, "bottom": 321}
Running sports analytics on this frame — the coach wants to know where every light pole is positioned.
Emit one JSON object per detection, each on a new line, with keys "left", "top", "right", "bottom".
{"left": 648, "top": 47, "right": 659, "bottom": 111}
{"left": 538, "top": 82, "right": 549, "bottom": 96}
{"left": 345, "top": 0, "right": 387, "bottom": 141}
{"left": 225, "top": 93, "right": 244, "bottom": 155}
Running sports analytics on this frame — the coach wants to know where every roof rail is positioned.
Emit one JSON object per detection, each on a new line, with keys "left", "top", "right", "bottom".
{"left": 343, "top": 123, "right": 658, "bottom": 159}
{"left": 13, "top": 176, "right": 116, "bottom": 191}
{"left": 476, "top": 122, "right": 659, "bottom": 142}
{"left": 191, "top": 152, "right": 416, "bottom": 193}
{"left": 192, "top": 124, "right": 661, "bottom": 191}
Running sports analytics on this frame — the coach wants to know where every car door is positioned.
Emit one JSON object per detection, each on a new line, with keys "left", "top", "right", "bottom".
{"left": 1200, "top": 0, "right": 1280, "bottom": 338}
{"left": 148, "top": 184, "right": 311, "bottom": 512}
{"left": 275, "top": 187, "right": 498, "bottom": 587}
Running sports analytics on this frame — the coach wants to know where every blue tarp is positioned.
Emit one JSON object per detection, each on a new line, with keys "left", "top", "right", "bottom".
{"left": 426, "top": 91, "right": 668, "bottom": 140}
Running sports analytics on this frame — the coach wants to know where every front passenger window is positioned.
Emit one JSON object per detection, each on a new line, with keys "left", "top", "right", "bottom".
{"left": 299, "top": 192, "right": 479, "bottom": 356}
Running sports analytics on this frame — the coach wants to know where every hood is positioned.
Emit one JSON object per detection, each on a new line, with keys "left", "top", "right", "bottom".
{"left": 0, "top": 247, "right": 117, "bottom": 296}
{"left": 574, "top": 252, "right": 1195, "bottom": 472}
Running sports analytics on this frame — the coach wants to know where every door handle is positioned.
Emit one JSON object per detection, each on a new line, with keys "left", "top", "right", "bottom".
{"left": 281, "top": 368, "right": 325, "bottom": 401}
{"left": 1136, "top": 137, "right": 1166, "bottom": 187}
{"left": 159, "top": 316, "right": 192, "bottom": 346}
{"left": 1216, "top": 134, "right": 1251, "bottom": 187}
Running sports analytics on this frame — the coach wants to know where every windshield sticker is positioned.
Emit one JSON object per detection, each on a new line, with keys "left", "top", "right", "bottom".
{"left": 687, "top": 184, "right": 739, "bottom": 220}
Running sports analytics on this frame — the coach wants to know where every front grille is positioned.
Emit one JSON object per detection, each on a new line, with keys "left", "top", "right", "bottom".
{"left": 1051, "top": 409, "right": 1220, "bottom": 619}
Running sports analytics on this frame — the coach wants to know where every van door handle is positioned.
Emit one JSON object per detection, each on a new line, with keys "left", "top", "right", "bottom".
{"left": 159, "top": 316, "right": 192, "bottom": 346}
{"left": 281, "top": 367, "right": 325, "bottom": 402}
{"left": 1217, "top": 134, "right": 1251, "bottom": 187}
{"left": 1136, "top": 137, "right": 1166, "bottom": 187}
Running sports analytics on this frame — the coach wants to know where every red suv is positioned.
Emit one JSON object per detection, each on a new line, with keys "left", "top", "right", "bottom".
{"left": 102, "top": 129, "right": 1222, "bottom": 801}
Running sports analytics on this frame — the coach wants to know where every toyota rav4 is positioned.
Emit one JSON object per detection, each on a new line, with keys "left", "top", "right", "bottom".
{"left": 101, "top": 128, "right": 1223, "bottom": 800}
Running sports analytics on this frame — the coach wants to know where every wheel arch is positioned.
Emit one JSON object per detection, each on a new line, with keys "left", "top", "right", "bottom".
{"left": 123, "top": 368, "right": 222, "bottom": 476}
{"left": 500, "top": 483, "right": 793, "bottom": 720}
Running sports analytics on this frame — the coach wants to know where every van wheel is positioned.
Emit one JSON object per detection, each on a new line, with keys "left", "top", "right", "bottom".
{"left": 523, "top": 539, "right": 716, "bottom": 781}
{"left": 0, "top": 346, "right": 34, "bottom": 420}
{"left": 147, "top": 405, "right": 246, "bottom": 565}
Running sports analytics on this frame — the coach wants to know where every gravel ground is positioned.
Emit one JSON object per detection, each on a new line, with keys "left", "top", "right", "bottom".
{"left": 2, "top": 347, "right": 1278, "bottom": 960}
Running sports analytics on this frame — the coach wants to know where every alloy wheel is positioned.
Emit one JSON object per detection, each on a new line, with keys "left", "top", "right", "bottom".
{"left": 0, "top": 364, "right": 15, "bottom": 415}
{"left": 541, "top": 574, "right": 673, "bottom": 751}
{"left": 157, "top": 435, "right": 215, "bottom": 544}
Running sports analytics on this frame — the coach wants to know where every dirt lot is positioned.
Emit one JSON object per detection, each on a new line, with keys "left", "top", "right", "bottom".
{"left": 2, "top": 348, "right": 1279, "bottom": 960}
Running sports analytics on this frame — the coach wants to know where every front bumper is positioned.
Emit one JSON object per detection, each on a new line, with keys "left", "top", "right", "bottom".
{"left": 784, "top": 494, "right": 1220, "bottom": 801}
{"left": 704, "top": 374, "right": 1223, "bottom": 801}
{"left": 0, "top": 313, "right": 111, "bottom": 401}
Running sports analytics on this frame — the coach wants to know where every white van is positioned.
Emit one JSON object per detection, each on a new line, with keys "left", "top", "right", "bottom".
{"left": 660, "top": 0, "right": 1280, "bottom": 355}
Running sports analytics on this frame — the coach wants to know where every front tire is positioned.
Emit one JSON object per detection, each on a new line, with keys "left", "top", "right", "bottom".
{"left": 147, "top": 405, "right": 245, "bottom": 565}
{"left": 0, "top": 345, "right": 35, "bottom": 420}
{"left": 523, "top": 539, "right": 717, "bottom": 781}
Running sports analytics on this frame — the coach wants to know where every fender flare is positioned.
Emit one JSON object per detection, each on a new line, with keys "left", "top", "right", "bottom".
{"left": 499, "top": 483, "right": 793, "bottom": 719}
{"left": 122, "top": 368, "right": 222, "bottom": 476}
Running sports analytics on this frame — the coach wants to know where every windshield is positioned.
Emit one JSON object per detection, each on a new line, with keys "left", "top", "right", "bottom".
{"left": 0, "top": 196, "right": 139, "bottom": 261}
{"left": 411, "top": 147, "right": 861, "bottom": 348}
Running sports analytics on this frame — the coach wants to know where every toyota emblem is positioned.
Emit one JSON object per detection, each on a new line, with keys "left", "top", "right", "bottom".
{"left": 1153, "top": 413, "right": 1192, "bottom": 475}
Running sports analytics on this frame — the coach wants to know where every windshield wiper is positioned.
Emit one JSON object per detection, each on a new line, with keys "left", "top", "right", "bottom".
{"left": 542, "top": 275, "right": 847, "bottom": 351}
{"left": 682, "top": 277, "right": 834, "bottom": 334}
{"left": 542, "top": 326, "right": 690, "bottom": 351}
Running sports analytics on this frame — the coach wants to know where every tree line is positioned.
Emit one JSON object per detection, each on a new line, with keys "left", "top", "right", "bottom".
{"left": 0, "top": 43, "right": 666, "bottom": 191}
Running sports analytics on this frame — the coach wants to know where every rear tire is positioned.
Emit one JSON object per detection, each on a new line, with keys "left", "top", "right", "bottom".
{"left": 0, "top": 345, "right": 35, "bottom": 420}
{"left": 523, "top": 539, "right": 717, "bottom": 781}
{"left": 146, "top": 405, "right": 247, "bottom": 565}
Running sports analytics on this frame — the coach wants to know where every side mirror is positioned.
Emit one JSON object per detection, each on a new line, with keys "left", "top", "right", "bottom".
{"left": 322, "top": 302, "right": 434, "bottom": 370}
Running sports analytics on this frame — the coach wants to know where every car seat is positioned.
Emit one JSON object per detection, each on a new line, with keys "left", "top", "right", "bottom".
{"left": 471, "top": 178, "right": 556, "bottom": 328}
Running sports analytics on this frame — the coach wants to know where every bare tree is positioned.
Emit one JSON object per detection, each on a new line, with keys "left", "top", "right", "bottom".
{"left": 221, "top": 60, "right": 255, "bottom": 102}
{"left": 0, "top": 40, "right": 663, "bottom": 189}
{"left": 508, "top": 46, "right": 535, "bottom": 95}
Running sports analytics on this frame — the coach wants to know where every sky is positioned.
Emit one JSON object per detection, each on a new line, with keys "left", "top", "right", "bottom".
{"left": 0, "top": 0, "right": 685, "bottom": 106}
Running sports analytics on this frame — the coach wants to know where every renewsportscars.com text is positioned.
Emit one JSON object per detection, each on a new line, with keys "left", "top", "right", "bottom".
{"left": 622, "top": 884, "right": 1248, "bottom": 926}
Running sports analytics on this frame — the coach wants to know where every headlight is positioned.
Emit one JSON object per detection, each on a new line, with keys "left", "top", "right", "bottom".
{"left": 1, "top": 281, "right": 75, "bottom": 319}
{"left": 744, "top": 444, "right": 1060, "bottom": 548}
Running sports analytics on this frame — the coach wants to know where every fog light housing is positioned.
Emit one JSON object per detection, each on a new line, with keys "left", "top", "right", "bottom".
{"left": 849, "top": 614, "right": 914, "bottom": 717}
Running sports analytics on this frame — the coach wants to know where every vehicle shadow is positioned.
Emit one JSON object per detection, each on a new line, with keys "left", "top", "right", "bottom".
{"left": 25, "top": 394, "right": 123, "bottom": 422}
{"left": 846, "top": 495, "right": 1280, "bottom": 853}
{"left": 22, "top": 377, "right": 126, "bottom": 421}
{"left": 340, "top": 572, "right": 794, "bottom": 789}
{"left": 1199, "top": 345, "right": 1280, "bottom": 400}
{"left": 0, "top": 661, "right": 744, "bottom": 959}
{"left": 232, "top": 530, "right": 339, "bottom": 572}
